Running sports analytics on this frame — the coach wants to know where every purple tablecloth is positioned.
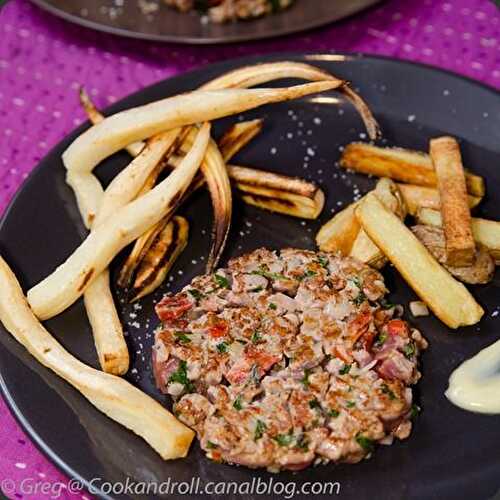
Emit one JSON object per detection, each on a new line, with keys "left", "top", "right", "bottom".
{"left": 0, "top": 0, "right": 499, "bottom": 498}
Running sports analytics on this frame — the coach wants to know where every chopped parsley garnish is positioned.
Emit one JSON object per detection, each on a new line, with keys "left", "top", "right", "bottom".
{"left": 309, "top": 398, "right": 321, "bottom": 410}
{"left": 355, "top": 433, "right": 374, "bottom": 453}
{"left": 339, "top": 363, "right": 352, "bottom": 375}
{"left": 252, "top": 269, "right": 288, "bottom": 281}
{"left": 168, "top": 361, "right": 194, "bottom": 392}
{"left": 273, "top": 433, "right": 294, "bottom": 447}
{"left": 254, "top": 420, "right": 267, "bottom": 441}
{"left": 379, "top": 298, "right": 395, "bottom": 310}
{"left": 216, "top": 342, "right": 228, "bottom": 354}
{"left": 403, "top": 342, "right": 416, "bottom": 359}
{"left": 381, "top": 383, "right": 396, "bottom": 400}
{"left": 353, "top": 290, "right": 367, "bottom": 306}
{"left": 303, "top": 269, "right": 317, "bottom": 278}
{"left": 301, "top": 368, "right": 311, "bottom": 387}
{"left": 251, "top": 330, "right": 262, "bottom": 344}
{"left": 269, "top": 302, "right": 277, "bottom": 310}
{"left": 349, "top": 276, "right": 363, "bottom": 288}
{"left": 214, "top": 274, "right": 230, "bottom": 289}
{"left": 174, "top": 331, "right": 191, "bottom": 344}
{"left": 317, "top": 256, "right": 329, "bottom": 268}
{"left": 346, "top": 400, "right": 356, "bottom": 408}
{"left": 295, "top": 434, "right": 309, "bottom": 451}
{"left": 327, "top": 409, "right": 340, "bottom": 418}
{"left": 187, "top": 288, "right": 204, "bottom": 301}
{"left": 233, "top": 395, "right": 243, "bottom": 411}
{"left": 206, "top": 441, "right": 217, "bottom": 449}
{"left": 374, "top": 332, "right": 387, "bottom": 347}
{"left": 250, "top": 286, "right": 264, "bottom": 293}
{"left": 410, "top": 404, "right": 421, "bottom": 419}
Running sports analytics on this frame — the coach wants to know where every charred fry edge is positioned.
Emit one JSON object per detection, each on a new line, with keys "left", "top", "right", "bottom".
{"left": 218, "top": 119, "right": 263, "bottom": 162}
{"left": 340, "top": 142, "right": 485, "bottom": 197}
{"left": 430, "top": 136, "right": 476, "bottom": 266}
{"left": 130, "top": 216, "right": 189, "bottom": 302}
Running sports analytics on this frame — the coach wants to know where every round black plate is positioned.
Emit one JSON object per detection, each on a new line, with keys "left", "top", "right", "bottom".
{"left": 28, "top": 0, "right": 382, "bottom": 44}
{"left": 1, "top": 54, "right": 500, "bottom": 500}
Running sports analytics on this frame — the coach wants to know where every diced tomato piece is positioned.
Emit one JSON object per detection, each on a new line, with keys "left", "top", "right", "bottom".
{"left": 386, "top": 319, "right": 409, "bottom": 338}
{"left": 208, "top": 319, "right": 229, "bottom": 339}
{"left": 155, "top": 294, "right": 192, "bottom": 323}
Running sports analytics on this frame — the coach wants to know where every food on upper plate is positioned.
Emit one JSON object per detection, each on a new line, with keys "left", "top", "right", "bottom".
{"left": 152, "top": 248, "right": 426, "bottom": 471}
{"left": 163, "top": 0, "right": 295, "bottom": 23}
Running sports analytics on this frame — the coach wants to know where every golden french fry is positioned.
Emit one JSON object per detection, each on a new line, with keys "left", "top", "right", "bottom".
{"left": 417, "top": 208, "right": 500, "bottom": 264}
{"left": 356, "top": 193, "right": 484, "bottom": 328}
{"left": 130, "top": 216, "right": 189, "bottom": 302}
{"left": 430, "top": 136, "right": 475, "bottom": 266}
{"left": 28, "top": 124, "right": 211, "bottom": 320}
{"left": 0, "top": 256, "right": 194, "bottom": 459}
{"left": 349, "top": 178, "right": 407, "bottom": 268}
{"left": 397, "top": 183, "right": 481, "bottom": 216}
{"left": 340, "top": 142, "right": 485, "bottom": 197}
{"left": 316, "top": 202, "right": 361, "bottom": 254}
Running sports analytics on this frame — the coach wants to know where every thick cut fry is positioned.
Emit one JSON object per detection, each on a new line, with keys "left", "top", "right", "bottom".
{"left": 130, "top": 216, "right": 189, "bottom": 302}
{"left": 430, "top": 136, "right": 475, "bottom": 266}
{"left": 397, "top": 184, "right": 481, "bottom": 216}
{"left": 0, "top": 256, "right": 194, "bottom": 459}
{"left": 349, "top": 178, "right": 407, "bottom": 268}
{"left": 218, "top": 119, "right": 263, "bottom": 162}
{"left": 64, "top": 82, "right": 341, "bottom": 222}
{"left": 340, "top": 143, "right": 485, "bottom": 197}
{"left": 316, "top": 202, "right": 361, "bottom": 254}
{"left": 357, "top": 194, "right": 484, "bottom": 328}
{"left": 417, "top": 208, "right": 500, "bottom": 264}
{"left": 28, "top": 124, "right": 211, "bottom": 320}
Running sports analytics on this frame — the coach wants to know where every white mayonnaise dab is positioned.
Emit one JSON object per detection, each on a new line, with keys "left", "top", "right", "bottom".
{"left": 446, "top": 338, "right": 500, "bottom": 414}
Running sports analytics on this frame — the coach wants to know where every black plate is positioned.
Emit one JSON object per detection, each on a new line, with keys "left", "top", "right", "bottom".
{"left": 28, "top": 0, "right": 381, "bottom": 44}
{"left": 1, "top": 54, "right": 500, "bottom": 500}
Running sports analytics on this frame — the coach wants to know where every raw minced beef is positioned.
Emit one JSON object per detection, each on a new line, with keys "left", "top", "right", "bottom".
{"left": 152, "top": 248, "right": 427, "bottom": 472}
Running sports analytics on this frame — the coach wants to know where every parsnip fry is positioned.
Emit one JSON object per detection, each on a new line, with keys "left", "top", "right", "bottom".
{"left": 201, "top": 61, "right": 380, "bottom": 140}
{"left": 430, "top": 136, "right": 475, "bottom": 266}
{"left": 397, "top": 183, "right": 481, "bottom": 216}
{"left": 28, "top": 124, "right": 211, "bottom": 320}
{"left": 357, "top": 194, "right": 484, "bottom": 328}
{"left": 0, "top": 256, "right": 194, "bottom": 459}
{"left": 417, "top": 208, "right": 500, "bottom": 264}
{"left": 130, "top": 216, "right": 189, "bottom": 302}
{"left": 79, "top": 88, "right": 145, "bottom": 157}
{"left": 65, "top": 81, "right": 341, "bottom": 222}
{"left": 218, "top": 119, "right": 263, "bottom": 162}
{"left": 340, "top": 142, "right": 485, "bottom": 197}
{"left": 316, "top": 202, "right": 361, "bottom": 254}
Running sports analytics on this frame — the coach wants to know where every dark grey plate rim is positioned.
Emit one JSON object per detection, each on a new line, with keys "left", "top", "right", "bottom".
{"left": 0, "top": 52, "right": 498, "bottom": 499}
{"left": 27, "top": 0, "right": 382, "bottom": 44}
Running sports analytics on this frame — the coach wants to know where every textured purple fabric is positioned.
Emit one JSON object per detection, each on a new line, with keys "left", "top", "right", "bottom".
{"left": 0, "top": 0, "right": 498, "bottom": 498}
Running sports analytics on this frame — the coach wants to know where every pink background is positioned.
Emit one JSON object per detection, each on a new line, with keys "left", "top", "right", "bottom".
{"left": 0, "top": 0, "right": 499, "bottom": 498}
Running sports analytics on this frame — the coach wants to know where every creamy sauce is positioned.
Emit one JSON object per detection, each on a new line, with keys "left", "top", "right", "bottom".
{"left": 446, "top": 338, "right": 500, "bottom": 414}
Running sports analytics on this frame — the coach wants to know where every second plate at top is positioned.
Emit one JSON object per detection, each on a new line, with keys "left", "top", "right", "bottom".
{"left": 29, "top": 0, "right": 382, "bottom": 44}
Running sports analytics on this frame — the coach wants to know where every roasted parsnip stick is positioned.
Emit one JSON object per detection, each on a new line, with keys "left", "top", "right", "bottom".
{"left": 0, "top": 256, "right": 195, "bottom": 459}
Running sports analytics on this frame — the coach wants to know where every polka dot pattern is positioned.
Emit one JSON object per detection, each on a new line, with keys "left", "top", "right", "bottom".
{"left": 0, "top": 0, "right": 499, "bottom": 498}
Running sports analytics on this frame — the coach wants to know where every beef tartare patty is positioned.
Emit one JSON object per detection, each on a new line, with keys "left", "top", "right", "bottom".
{"left": 152, "top": 248, "right": 427, "bottom": 471}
